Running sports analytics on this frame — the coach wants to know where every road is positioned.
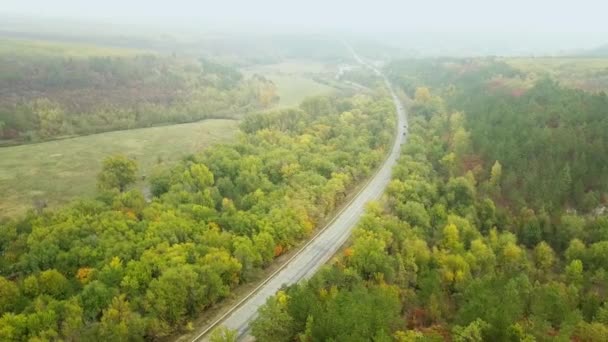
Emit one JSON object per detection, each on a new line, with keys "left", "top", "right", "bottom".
{"left": 190, "top": 46, "right": 408, "bottom": 342}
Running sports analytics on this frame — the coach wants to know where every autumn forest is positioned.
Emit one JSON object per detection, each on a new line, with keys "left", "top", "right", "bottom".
{"left": 1, "top": 5, "right": 608, "bottom": 342}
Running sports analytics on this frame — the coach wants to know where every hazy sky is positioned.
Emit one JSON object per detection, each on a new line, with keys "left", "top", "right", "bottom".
{"left": 3, "top": 0, "right": 608, "bottom": 34}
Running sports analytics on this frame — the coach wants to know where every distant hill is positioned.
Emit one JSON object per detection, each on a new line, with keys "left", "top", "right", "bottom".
{"left": 583, "top": 43, "right": 608, "bottom": 56}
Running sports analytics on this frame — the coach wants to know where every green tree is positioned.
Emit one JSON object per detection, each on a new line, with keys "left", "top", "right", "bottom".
{"left": 233, "top": 236, "right": 262, "bottom": 281}
{"left": 452, "top": 319, "right": 489, "bottom": 342}
{"left": 394, "top": 330, "right": 424, "bottom": 342}
{"left": 438, "top": 253, "right": 470, "bottom": 287}
{"left": 534, "top": 241, "right": 556, "bottom": 272}
{"left": 490, "top": 160, "right": 502, "bottom": 187}
{"left": 565, "top": 259, "right": 584, "bottom": 286}
{"left": 0, "top": 277, "right": 19, "bottom": 314}
{"left": 39, "top": 269, "right": 69, "bottom": 298}
{"left": 565, "top": 239, "right": 587, "bottom": 262}
{"left": 253, "top": 231, "right": 276, "bottom": 266}
{"left": 99, "top": 295, "right": 145, "bottom": 341}
{"left": 97, "top": 155, "right": 138, "bottom": 192}
{"left": 500, "top": 242, "right": 526, "bottom": 275}
{"left": 350, "top": 231, "right": 392, "bottom": 280}
{"left": 79, "top": 281, "right": 117, "bottom": 322}
{"left": 468, "top": 239, "right": 496, "bottom": 276}
{"left": 144, "top": 265, "right": 202, "bottom": 326}
{"left": 186, "top": 163, "right": 214, "bottom": 191}
{"left": 32, "top": 98, "right": 67, "bottom": 138}
{"left": 441, "top": 223, "right": 464, "bottom": 252}
{"left": 558, "top": 164, "right": 572, "bottom": 200}
{"left": 396, "top": 201, "right": 431, "bottom": 229}
{"left": 456, "top": 276, "right": 529, "bottom": 340}
{"left": 446, "top": 177, "right": 476, "bottom": 209}
{"left": 0, "top": 313, "right": 28, "bottom": 340}
{"left": 251, "top": 291, "right": 294, "bottom": 342}
{"left": 60, "top": 299, "right": 85, "bottom": 340}
{"left": 574, "top": 322, "right": 608, "bottom": 342}
{"left": 530, "top": 282, "right": 576, "bottom": 327}
{"left": 209, "top": 326, "right": 238, "bottom": 342}
{"left": 22, "top": 275, "right": 39, "bottom": 297}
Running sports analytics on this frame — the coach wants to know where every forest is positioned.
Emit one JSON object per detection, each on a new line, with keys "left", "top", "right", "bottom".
{"left": 0, "top": 93, "right": 395, "bottom": 340}
{"left": 0, "top": 53, "right": 277, "bottom": 144}
{"left": 3, "top": 2, "right": 608, "bottom": 341}
{"left": 251, "top": 60, "right": 608, "bottom": 341}
{"left": 388, "top": 58, "right": 608, "bottom": 211}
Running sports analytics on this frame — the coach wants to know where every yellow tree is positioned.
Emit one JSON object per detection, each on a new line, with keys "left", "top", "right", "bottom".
{"left": 490, "top": 160, "right": 502, "bottom": 187}
{"left": 441, "top": 223, "right": 463, "bottom": 253}
{"left": 31, "top": 98, "right": 66, "bottom": 138}
{"left": 414, "top": 87, "right": 432, "bottom": 104}
{"left": 97, "top": 155, "right": 138, "bottom": 192}
{"left": 534, "top": 241, "right": 556, "bottom": 272}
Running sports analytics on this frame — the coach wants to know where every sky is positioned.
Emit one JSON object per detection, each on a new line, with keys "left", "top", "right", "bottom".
{"left": 2, "top": 0, "right": 608, "bottom": 55}
{"left": 2, "top": 0, "right": 608, "bottom": 34}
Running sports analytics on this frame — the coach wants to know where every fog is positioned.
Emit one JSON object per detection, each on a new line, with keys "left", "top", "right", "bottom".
{"left": 2, "top": 0, "right": 608, "bottom": 54}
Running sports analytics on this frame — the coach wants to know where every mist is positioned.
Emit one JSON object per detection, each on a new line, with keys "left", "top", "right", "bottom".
{"left": 2, "top": 0, "right": 608, "bottom": 55}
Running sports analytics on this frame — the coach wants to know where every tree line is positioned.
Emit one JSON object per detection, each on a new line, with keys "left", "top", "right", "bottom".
{"left": 0, "top": 54, "right": 277, "bottom": 144}
{"left": 251, "top": 63, "right": 608, "bottom": 341}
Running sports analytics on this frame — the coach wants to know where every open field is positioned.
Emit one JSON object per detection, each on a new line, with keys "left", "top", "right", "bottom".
{"left": 242, "top": 60, "right": 337, "bottom": 107}
{"left": 506, "top": 57, "right": 608, "bottom": 91}
{"left": 0, "top": 37, "right": 147, "bottom": 57}
{"left": 0, "top": 119, "right": 238, "bottom": 218}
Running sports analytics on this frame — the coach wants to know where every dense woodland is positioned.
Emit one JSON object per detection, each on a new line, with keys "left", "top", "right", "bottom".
{"left": 0, "top": 93, "right": 394, "bottom": 340}
{"left": 252, "top": 61, "right": 608, "bottom": 341}
{"left": 0, "top": 54, "right": 277, "bottom": 144}
{"left": 389, "top": 58, "right": 608, "bottom": 211}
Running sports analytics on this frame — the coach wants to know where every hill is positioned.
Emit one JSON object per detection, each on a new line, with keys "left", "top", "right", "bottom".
{"left": 0, "top": 38, "right": 277, "bottom": 145}
{"left": 585, "top": 43, "right": 608, "bottom": 57}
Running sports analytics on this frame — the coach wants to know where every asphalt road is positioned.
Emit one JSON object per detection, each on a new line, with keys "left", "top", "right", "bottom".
{"left": 191, "top": 47, "right": 408, "bottom": 342}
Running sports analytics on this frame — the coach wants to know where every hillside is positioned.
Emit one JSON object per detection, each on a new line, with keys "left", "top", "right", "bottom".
{"left": 585, "top": 43, "right": 608, "bottom": 57}
{"left": 0, "top": 39, "right": 277, "bottom": 145}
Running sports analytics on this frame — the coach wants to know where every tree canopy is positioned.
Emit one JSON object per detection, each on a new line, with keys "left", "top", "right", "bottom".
{"left": 0, "top": 92, "right": 395, "bottom": 340}
{"left": 252, "top": 62, "right": 608, "bottom": 341}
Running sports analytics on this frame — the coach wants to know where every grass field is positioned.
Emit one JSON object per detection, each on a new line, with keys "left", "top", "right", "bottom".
{"left": 242, "top": 61, "right": 336, "bottom": 107}
{"left": 0, "top": 37, "right": 147, "bottom": 57}
{"left": 0, "top": 119, "right": 238, "bottom": 218}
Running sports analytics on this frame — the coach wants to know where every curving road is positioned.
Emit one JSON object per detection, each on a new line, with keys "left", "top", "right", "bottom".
{"left": 190, "top": 46, "right": 408, "bottom": 342}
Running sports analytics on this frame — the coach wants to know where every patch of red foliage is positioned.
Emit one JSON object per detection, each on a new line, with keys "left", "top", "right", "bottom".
{"left": 487, "top": 78, "right": 506, "bottom": 90}
{"left": 343, "top": 247, "right": 353, "bottom": 258}
{"left": 274, "top": 244, "right": 285, "bottom": 257}
{"left": 0, "top": 128, "right": 19, "bottom": 139}
{"left": 546, "top": 327, "right": 559, "bottom": 337}
{"left": 511, "top": 88, "right": 526, "bottom": 97}
{"left": 407, "top": 307, "right": 430, "bottom": 329}
{"left": 457, "top": 62, "right": 481, "bottom": 76}
{"left": 461, "top": 154, "right": 483, "bottom": 174}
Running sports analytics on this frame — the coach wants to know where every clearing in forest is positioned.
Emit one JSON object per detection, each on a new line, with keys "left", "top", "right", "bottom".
{"left": 0, "top": 119, "right": 238, "bottom": 217}
{"left": 242, "top": 61, "right": 336, "bottom": 107}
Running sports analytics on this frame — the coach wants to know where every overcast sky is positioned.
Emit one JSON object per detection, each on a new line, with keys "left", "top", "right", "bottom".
{"left": 2, "top": 0, "right": 608, "bottom": 34}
